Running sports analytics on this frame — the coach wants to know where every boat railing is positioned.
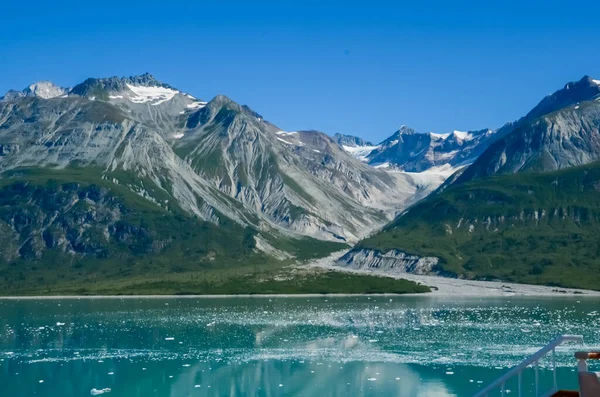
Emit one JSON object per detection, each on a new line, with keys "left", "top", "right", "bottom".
{"left": 474, "top": 334, "right": 584, "bottom": 397}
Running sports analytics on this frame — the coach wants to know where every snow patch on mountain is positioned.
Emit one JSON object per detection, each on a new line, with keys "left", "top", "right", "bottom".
{"left": 430, "top": 132, "right": 450, "bottom": 140}
{"left": 186, "top": 101, "right": 207, "bottom": 110}
{"left": 342, "top": 144, "right": 380, "bottom": 162}
{"left": 125, "top": 84, "right": 179, "bottom": 105}
{"left": 452, "top": 130, "right": 474, "bottom": 141}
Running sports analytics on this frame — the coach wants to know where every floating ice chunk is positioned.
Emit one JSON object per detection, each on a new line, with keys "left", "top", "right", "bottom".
{"left": 39, "top": 380, "right": 44, "bottom": 383}
{"left": 279, "top": 384, "right": 283, "bottom": 387}
{"left": 108, "top": 372, "right": 114, "bottom": 375}
{"left": 173, "top": 133, "right": 184, "bottom": 139}
{"left": 367, "top": 378, "right": 377, "bottom": 381}
{"left": 90, "top": 388, "right": 111, "bottom": 395}
{"left": 182, "top": 364, "right": 191, "bottom": 367}
{"left": 56, "top": 322, "right": 65, "bottom": 326}
{"left": 446, "top": 371, "right": 454, "bottom": 375}
{"left": 206, "top": 321, "right": 216, "bottom": 327}
{"left": 38, "top": 327, "right": 45, "bottom": 330}
{"left": 194, "top": 385, "right": 201, "bottom": 388}
{"left": 165, "top": 337, "right": 175, "bottom": 341}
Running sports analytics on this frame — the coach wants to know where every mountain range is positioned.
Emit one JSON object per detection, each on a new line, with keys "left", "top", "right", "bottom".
{"left": 338, "top": 75, "right": 600, "bottom": 290}
{"left": 2, "top": 73, "right": 600, "bottom": 293}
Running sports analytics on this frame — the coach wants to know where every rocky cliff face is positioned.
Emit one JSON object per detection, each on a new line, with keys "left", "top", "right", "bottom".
{"left": 0, "top": 74, "right": 439, "bottom": 255}
{"left": 456, "top": 78, "right": 600, "bottom": 183}
{"left": 175, "top": 96, "right": 432, "bottom": 242}
{"left": 335, "top": 248, "right": 439, "bottom": 275}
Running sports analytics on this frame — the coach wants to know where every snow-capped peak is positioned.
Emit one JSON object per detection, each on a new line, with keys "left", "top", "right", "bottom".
{"left": 452, "top": 130, "right": 474, "bottom": 141}
{"left": 429, "top": 132, "right": 451, "bottom": 140}
{"left": 592, "top": 79, "right": 600, "bottom": 86}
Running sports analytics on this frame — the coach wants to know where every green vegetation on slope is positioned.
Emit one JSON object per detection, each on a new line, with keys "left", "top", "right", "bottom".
{"left": 12, "top": 267, "right": 430, "bottom": 296}
{"left": 360, "top": 162, "right": 600, "bottom": 290}
{"left": 0, "top": 168, "right": 414, "bottom": 295}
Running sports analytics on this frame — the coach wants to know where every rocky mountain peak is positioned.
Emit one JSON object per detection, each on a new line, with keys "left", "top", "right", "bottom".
{"left": 525, "top": 75, "right": 600, "bottom": 120}
{"left": 333, "top": 133, "right": 374, "bottom": 147}
{"left": 23, "top": 81, "right": 66, "bottom": 99}
{"left": 1, "top": 81, "right": 67, "bottom": 101}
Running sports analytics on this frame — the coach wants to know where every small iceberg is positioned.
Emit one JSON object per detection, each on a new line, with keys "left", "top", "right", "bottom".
{"left": 90, "top": 388, "right": 111, "bottom": 395}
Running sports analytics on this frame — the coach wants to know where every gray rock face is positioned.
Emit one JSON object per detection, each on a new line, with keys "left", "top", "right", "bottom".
{"left": 1, "top": 81, "right": 67, "bottom": 101}
{"left": 0, "top": 75, "right": 441, "bottom": 250}
{"left": 333, "top": 133, "right": 373, "bottom": 147}
{"left": 457, "top": 79, "right": 600, "bottom": 183}
{"left": 175, "top": 96, "right": 433, "bottom": 242}
{"left": 335, "top": 248, "right": 439, "bottom": 274}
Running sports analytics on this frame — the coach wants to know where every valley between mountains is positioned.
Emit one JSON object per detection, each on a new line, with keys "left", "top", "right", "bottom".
{"left": 2, "top": 74, "right": 600, "bottom": 294}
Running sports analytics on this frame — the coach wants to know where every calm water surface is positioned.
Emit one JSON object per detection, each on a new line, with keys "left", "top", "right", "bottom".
{"left": 1, "top": 296, "right": 599, "bottom": 396}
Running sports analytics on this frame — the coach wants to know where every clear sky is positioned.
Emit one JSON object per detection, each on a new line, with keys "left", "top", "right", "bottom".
{"left": 1, "top": 0, "right": 599, "bottom": 143}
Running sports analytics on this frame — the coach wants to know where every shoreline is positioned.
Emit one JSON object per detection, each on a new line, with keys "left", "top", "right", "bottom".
{"left": 2, "top": 251, "right": 599, "bottom": 299}
{"left": 302, "top": 250, "right": 600, "bottom": 297}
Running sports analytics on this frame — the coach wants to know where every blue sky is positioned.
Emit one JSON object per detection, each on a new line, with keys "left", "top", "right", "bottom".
{"left": 1, "top": 0, "right": 599, "bottom": 143}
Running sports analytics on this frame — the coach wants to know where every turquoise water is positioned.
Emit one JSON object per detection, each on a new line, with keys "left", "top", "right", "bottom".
{"left": 1, "top": 296, "right": 599, "bottom": 396}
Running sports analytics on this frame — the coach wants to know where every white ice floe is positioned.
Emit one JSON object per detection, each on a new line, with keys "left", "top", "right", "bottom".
{"left": 165, "top": 337, "right": 175, "bottom": 341}
{"left": 125, "top": 84, "right": 179, "bottom": 105}
{"left": 90, "top": 388, "right": 111, "bottom": 395}
{"left": 56, "top": 322, "right": 65, "bottom": 326}
{"left": 173, "top": 133, "right": 185, "bottom": 139}
{"left": 108, "top": 95, "right": 123, "bottom": 99}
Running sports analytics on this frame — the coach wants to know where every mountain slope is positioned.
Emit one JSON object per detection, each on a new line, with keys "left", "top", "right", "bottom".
{"left": 174, "top": 95, "right": 435, "bottom": 242}
{"left": 339, "top": 162, "right": 600, "bottom": 290}
{"left": 0, "top": 74, "right": 439, "bottom": 260}
{"left": 338, "top": 75, "right": 600, "bottom": 291}
{"left": 456, "top": 76, "right": 600, "bottom": 183}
